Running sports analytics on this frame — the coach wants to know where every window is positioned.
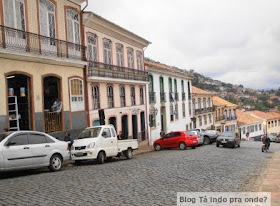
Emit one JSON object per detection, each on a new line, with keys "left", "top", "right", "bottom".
{"left": 199, "top": 116, "right": 202, "bottom": 126}
{"left": 182, "top": 103, "right": 186, "bottom": 118}
{"left": 198, "top": 98, "right": 201, "bottom": 109}
{"left": 131, "top": 87, "right": 136, "bottom": 105}
{"left": 268, "top": 122, "right": 271, "bottom": 128}
{"left": 174, "top": 79, "right": 177, "bottom": 93}
{"left": 247, "top": 126, "right": 250, "bottom": 133}
{"left": 70, "top": 78, "right": 84, "bottom": 111}
{"left": 160, "top": 77, "right": 164, "bottom": 93}
{"left": 39, "top": 0, "right": 55, "bottom": 41}
{"left": 181, "top": 80, "right": 184, "bottom": 93}
{"left": 107, "top": 86, "right": 114, "bottom": 108}
{"left": 102, "top": 128, "right": 111, "bottom": 138}
{"left": 46, "top": 136, "right": 55, "bottom": 143}
{"left": 140, "top": 87, "right": 144, "bottom": 105}
{"left": 170, "top": 104, "right": 174, "bottom": 121}
{"left": 175, "top": 104, "right": 178, "bottom": 120}
{"left": 3, "top": 0, "right": 25, "bottom": 31}
{"left": 208, "top": 98, "right": 211, "bottom": 107}
{"left": 251, "top": 125, "right": 254, "bottom": 132}
{"left": 148, "top": 75, "right": 154, "bottom": 93}
{"left": 149, "top": 114, "right": 156, "bottom": 127}
{"left": 136, "top": 51, "right": 143, "bottom": 70}
{"left": 203, "top": 98, "right": 206, "bottom": 109}
{"left": 189, "top": 101, "right": 192, "bottom": 116}
{"left": 110, "top": 128, "right": 116, "bottom": 137}
{"left": 66, "top": 9, "right": 80, "bottom": 44}
{"left": 209, "top": 114, "right": 212, "bottom": 123}
{"left": 192, "top": 99, "right": 196, "bottom": 110}
{"left": 259, "top": 124, "right": 262, "bottom": 131}
{"left": 275, "top": 120, "right": 278, "bottom": 127}
{"left": 116, "top": 44, "right": 124, "bottom": 67}
{"left": 29, "top": 134, "right": 47, "bottom": 144}
{"left": 169, "top": 78, "right": 173, "bottom": 93}
{"left": 103, "top": 39, "right": 112, "bottom": 65}
{"left": 255, "top": 124, "right": 258, "bottom": 131}
{"left": 127, "top": 47, "right": 134, "bottom": 68}
{"left": 204, "top": 115, "right": 207, "bottom": 125}
{"left": 120, "top": 86, "right": 126, "bottom": 107}
{"left": 88, "top": 33, "right": 97, "bottom": 61}
{"left": 92, "top": 85, "right": 100, "bottom": 109}
{"left": 6, "top": 134, "right": 28, "bottom": 146}
{"left": 187, "top": 81, "right": 191, "bottom": 99}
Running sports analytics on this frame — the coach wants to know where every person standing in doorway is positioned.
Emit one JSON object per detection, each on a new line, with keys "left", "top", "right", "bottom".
{"left": 117, "top": 131, "right": 123, "bottom": 140}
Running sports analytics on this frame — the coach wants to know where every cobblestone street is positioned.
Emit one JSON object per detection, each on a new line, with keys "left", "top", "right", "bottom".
{"left": 0, "top": 141, "right": 280, "bottom": 206}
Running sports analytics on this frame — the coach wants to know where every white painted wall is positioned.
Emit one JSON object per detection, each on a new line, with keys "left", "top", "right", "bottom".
{"left": 239, "top": 122, "right": 264, "bottom": 139}
{"left": 148, "top": 72, "right": 192, "bottom": 145}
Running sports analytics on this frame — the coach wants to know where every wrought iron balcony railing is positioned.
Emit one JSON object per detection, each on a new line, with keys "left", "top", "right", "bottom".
{"left": 149, "top": 92, "right": 156, "bottom": 104}
{"left": 182, "top": 92, "right": 186, "bottom": 100}
{"left": 175, "top": 92, "right": 179, "bottom": 101}
{"left": 194, "top": 107, "right": 214, "bottom": 115}
{"left": 226, "top": 116, "right": 237, "bottom": 121}
{"left": 215, "top": 115, "right": 226, "bottom": 122}
{"left": 0, "top": 25, "right": 87, "bottom": 61}
{"left": 88, "top": 61, "right": 148, "bottom": 82}
{"left": 160, "top": 92, "right": 166, "bottom": 103}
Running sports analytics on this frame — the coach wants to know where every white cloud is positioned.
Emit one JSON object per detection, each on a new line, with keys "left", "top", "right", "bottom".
{"left": 87, "top": 0, "right": 280, "bottom": 89}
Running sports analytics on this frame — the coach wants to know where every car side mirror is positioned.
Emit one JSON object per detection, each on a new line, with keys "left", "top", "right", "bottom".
{"left": 7, "top": 141, "right": 16, "bottom": 146}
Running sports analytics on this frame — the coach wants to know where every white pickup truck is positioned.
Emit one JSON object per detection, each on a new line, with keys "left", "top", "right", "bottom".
{"left": 71, "top": 125, "right": 138, "bottom": 164}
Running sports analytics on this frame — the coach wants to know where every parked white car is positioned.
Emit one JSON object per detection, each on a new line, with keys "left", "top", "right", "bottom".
{"left": 0, "top": 131, "right": 70, "bottom": 172}
{"left": 71, "top": 125, "right": 138, "bottom": 164}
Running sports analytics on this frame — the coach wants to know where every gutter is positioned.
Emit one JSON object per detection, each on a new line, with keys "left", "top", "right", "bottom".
{"left": 82, "top": 0, "right": 88, "bottom": 11}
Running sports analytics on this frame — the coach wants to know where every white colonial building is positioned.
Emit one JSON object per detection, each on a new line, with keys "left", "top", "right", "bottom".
{"left": 145, "top": 60, "right": 193, "bottom": 144}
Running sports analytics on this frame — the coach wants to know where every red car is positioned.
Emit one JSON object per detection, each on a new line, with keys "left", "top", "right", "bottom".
{"left": 153, "top": 131, "right": 198, "bottom": 151}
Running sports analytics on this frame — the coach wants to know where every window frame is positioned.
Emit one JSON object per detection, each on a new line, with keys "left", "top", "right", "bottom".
{"left": 131, "top": 87, "right": 136, "bottom": 106}
{"left": 66, "top": 9, "right": 81, "bottom": 44}
{"left": 116, "top": 43, "right": 124, "bottom": 67}
{"left": 140, "top": 87, "right": 144, "bottom": 105}
{"left": 87, "top": 33, "right": 98, "bottom": 61}
{"left": 120, "top": 86, "right": 126, "bottom": 107}
{"left": 107, "top": 85, "right": 114, "bottom": 108}
{"left": 92, "top": 85, "right": 100, "bottom": 109}
{"left": 3, "top": 0, "right": 26, "bottom": 31}
{"left": 127, "top": 47, "right": 134, "bottom": 69}
{"left": 69, "top": 78, "right": 85, "bottom": 112}
{"left": 136, "top": 50, "right": 143, "bottom": 70}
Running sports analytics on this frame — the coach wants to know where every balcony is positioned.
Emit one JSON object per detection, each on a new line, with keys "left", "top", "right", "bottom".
{"left": 226, "top": 116, "right": 237, "bottom": 121}
{"left": 88, "top": 61, "right": 148, "bottom": 82}
{"left": 182, "top": 93, "right": 186, "bottom": 100}
{"left": 0, "top": 25, "right": 86, "bottom": 61}
{"left": 194, "top": 107, "right": 214, "bottom": 115}
{"left": 149, "top": 92, "right": 156, "bottom": 104}
{"left": 175, "top": 92, "right": 179, "bottom": 101}
{"left": 215, "top": 115, "right": 226, "bottom": 122}
{"left": 160, "top": 92, "right": 166, "bottom": 103}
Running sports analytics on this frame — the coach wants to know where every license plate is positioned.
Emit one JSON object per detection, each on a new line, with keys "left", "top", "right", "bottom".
{"left": 75, "top": 152, "right": 83, "bottom": 157}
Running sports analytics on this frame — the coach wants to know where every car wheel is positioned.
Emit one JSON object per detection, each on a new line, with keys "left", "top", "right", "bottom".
{"left": 204, "top": 137, "right": 210, "bottom": 145}
{"left": 154, "top": 144, "right": 161, "bottom": 151}
{"left": 179, "top": 142, "right": 186, "bottom": 150}
{"left": 97, "top": 151, "right": 105, "bottom": 164}
{"left": 216, "top": 143, "right": 219, "bottom": 147}
{"left": 125, "top": 148, "right": 133, "bottom": 159}
{"left": 49, "top": 154, "right": 62, "bottom": 172}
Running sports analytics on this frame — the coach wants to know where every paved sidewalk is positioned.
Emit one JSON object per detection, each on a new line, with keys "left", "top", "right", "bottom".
{"left": 134, "top": 145, "right": 154, "bottom": 156}
{"left": 259, "top": 151, "right": 280, "bottom": 206}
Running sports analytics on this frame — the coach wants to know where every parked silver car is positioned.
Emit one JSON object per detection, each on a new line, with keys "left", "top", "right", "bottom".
{"left": 0, "top": 131, "right": 70, "bottom": 172}
{"left": 268, "top": 133, "right": 277, "bottom": 142}
{"left": 189, "top": 130, "right": 204, "bottom": 145}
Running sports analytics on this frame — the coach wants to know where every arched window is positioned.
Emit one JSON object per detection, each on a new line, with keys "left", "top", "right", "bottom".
{"left": 88, "top": 33, "right": 98, "bottom": 61}
{"left": 131, "top": 87, "right": 136, "bottom": 105}
{"left": 66, "top": 9, "right": 80, "bottom": 44}
{"left": 70, "top": 78, "right": 84, "bottom": 111}
{"left": 127, "top": 47, "right": 134, "bottom": 68}
{"left": 92, "top": 85, "right": 100, "bottom": 109}
{"left": 107, "top": 86, "right": 114, "bottom": 108}
{"left": 116, "top": 43, "right": 124, "bottom": 67}
{"left": 208, "top": 98, "right": 211, "bottom": 107}
{"left": 192, "top": 98, "right": 196, "bottom": 110}
{"left": 140, "top": 87, "right": 144, "bottom": 105}
{"left": 169, "top": 78, "right": 172, "bottom": 93}
{"left": 39, "top": 0, "right": 55, "bottom": 40}
{"left": 120, "top": 86, "right": 126, "bottom": 107}
{"left": 198, "top": 98, "right": 201, "bottom": 109}
{"left": 159, "top": 77, "right": 164, "bottom": 93}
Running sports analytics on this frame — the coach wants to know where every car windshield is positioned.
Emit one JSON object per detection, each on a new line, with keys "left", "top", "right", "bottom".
{"left": 0, "top": 133, "right": 9, "bottom": 142}
{"left": 78, "top": 127, "right": 102, "bottom": 139}
{"left": 221, "top": 132, "right": 235, "bottom": 137}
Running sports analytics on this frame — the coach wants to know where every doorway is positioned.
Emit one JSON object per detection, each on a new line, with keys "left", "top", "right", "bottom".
{"left": 43, "top": 76, "right": 62, "bottom": 133}
{"left": 140, "top": 112, "right": 145, "bottom": 141}
{"left": 132, "top": 115, "right": 138, "bottom": 139}
{"left": 109, "top": 117, "right": 117, "bottom": 131}
{"left": 160, "top": 106, "right": 166, "bottom": 133}
{"left": 7, "top": 74, "right": 33, "bottom": 131}
{"left": 122, "top": 115, "right": 128, "bottom": 139}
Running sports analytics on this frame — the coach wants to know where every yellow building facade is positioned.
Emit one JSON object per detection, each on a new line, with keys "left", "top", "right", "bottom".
{"left": 0, "top": 0, "right": 88, "bottom": 138}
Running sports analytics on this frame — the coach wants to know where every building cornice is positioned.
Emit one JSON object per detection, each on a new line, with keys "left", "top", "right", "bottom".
{"left": 146, "top": 66, "right": 193, "bottom": 81}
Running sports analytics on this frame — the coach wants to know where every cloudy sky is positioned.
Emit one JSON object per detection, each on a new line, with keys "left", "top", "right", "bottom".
{"left": 86, "top": 0, "right": 280, "bottom": 90}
